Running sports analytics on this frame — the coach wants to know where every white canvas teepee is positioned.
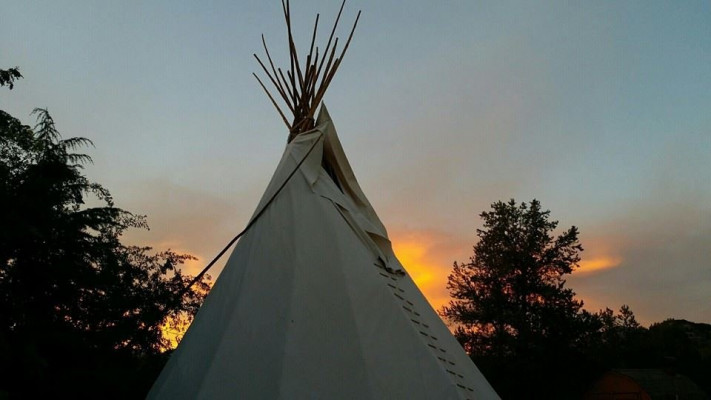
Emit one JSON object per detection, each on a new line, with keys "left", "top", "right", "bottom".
{"left": 148, "top": 106, "right": 499, "bottom": 399}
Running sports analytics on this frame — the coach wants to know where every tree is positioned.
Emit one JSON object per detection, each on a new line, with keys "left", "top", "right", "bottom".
{"left": 0, "top": 67, "right": 22, "bottom": 89}
{"left": 0, "top": 108, "right": 210, "bottom": 397}
{"left": 442, "top": 199, "right": 593, "bottom": 398}
{"left": 643, "top": 319, "right": 711, "bottom": 395}
{"left": 585, "top": 305, "right": 647, "bottom": 369}
{"left": 443, "top": 199, "right": 586, "bottom": 356}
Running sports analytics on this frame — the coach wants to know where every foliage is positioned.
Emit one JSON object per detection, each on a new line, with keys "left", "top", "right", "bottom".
{"left": 0, "top": 67, "right": 22, "bottom": 90}
{"left": 441, "top": 199, "right": 597, "bottom": 398}
{"left": 441, "top": 199, "right": 711, "bottom": 398}
{"left": 0, "top": 108, "right": 210, "bottom": 397}
{"left": 639, "top": 319, "right": 711, "bottom": 395}
{"left": 586, "top": 305, "right": 646, "bottom": 363}
{"left": 583, "top": 318, "right": 711, "bottom": 397}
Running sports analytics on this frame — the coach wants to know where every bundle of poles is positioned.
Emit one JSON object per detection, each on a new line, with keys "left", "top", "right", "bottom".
{"left": 253, "top": 0, "right": 361, "bottom": 141}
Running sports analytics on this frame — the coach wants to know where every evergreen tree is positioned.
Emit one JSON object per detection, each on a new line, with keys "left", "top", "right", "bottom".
{"left": 443, "top": 199, "right": 586, "bottom": 356}
{"left": 442, "top": 199, "right": 594, "bottom": 398}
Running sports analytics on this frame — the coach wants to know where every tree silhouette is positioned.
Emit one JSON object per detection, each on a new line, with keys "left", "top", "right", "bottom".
{"left": 442, "top": 199, "right": 596, "bottom": 398}
{"left": 0, "top": 67, "right": 22, "bottom": 90}
{"left": 0, "top": 108, "right": 209, "bottom": 397}
{"left": 443, "top": 199, "right": 586, "bottom": 356}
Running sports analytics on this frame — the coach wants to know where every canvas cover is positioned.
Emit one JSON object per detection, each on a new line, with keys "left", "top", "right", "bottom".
{"left": 148, "top": 107, "right": 499, "bottom": 399}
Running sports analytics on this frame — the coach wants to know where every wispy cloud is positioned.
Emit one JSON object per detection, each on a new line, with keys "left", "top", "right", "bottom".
{"left": 577, "top": 256, "right": 623, "bottom": 275}
{"left": 119, "top": 179, "right": 249, "bottom": 276}
{"left": 570, "top": 200, "right": 711, "bottom": 324}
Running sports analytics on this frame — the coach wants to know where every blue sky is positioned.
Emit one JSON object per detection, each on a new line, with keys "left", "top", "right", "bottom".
{"left": 3, "top": 0, "right": 710, "bottom": 324}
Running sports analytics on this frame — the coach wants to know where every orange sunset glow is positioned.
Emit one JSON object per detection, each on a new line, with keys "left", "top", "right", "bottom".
{"left": 158, "top": 250, "right": 213, "bottom": 350}
{"left": 391, "top": 232, "right": 627, "bottom": 315}
{"left": 577, "top": 256, "right": 623, "bottom": 274}
{"left": 160, "top": 318, "right": 185, "bottom": 351}
{"left": 390, "top": 232, "right": 464, "bottom": 313}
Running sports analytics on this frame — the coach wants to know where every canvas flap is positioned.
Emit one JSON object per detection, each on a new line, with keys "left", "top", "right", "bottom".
{"left": 246, "top": 105, "right": 402, "bottom": 273}
{"left": 314, "top": 107, "right": 389, "bottom": 233}
{"left": 310, "top": 106, "right": 402, "bottom": 272}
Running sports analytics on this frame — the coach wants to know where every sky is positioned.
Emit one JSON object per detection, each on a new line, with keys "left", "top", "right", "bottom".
{"left": 2, "top": 0, "right": 710, "bottom": 326}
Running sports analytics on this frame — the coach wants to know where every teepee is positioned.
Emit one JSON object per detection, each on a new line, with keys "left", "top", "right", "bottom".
{"left": 148, "top": 2, "right": 499, "bottom": 399}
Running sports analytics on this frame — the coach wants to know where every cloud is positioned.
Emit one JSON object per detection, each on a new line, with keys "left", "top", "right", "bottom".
{"left": 569, "top": 201, "right": 711, "bottom": 325}
{"left": 577, "top": 256, "right": 623, "bottom": 275}
{"left": 119, "top": 178, "right": 256, "bottom": 276}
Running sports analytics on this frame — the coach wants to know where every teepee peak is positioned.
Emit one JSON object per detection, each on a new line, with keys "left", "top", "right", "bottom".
{"left": 253, "top": 0, "right": 361, "bottom": 141}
